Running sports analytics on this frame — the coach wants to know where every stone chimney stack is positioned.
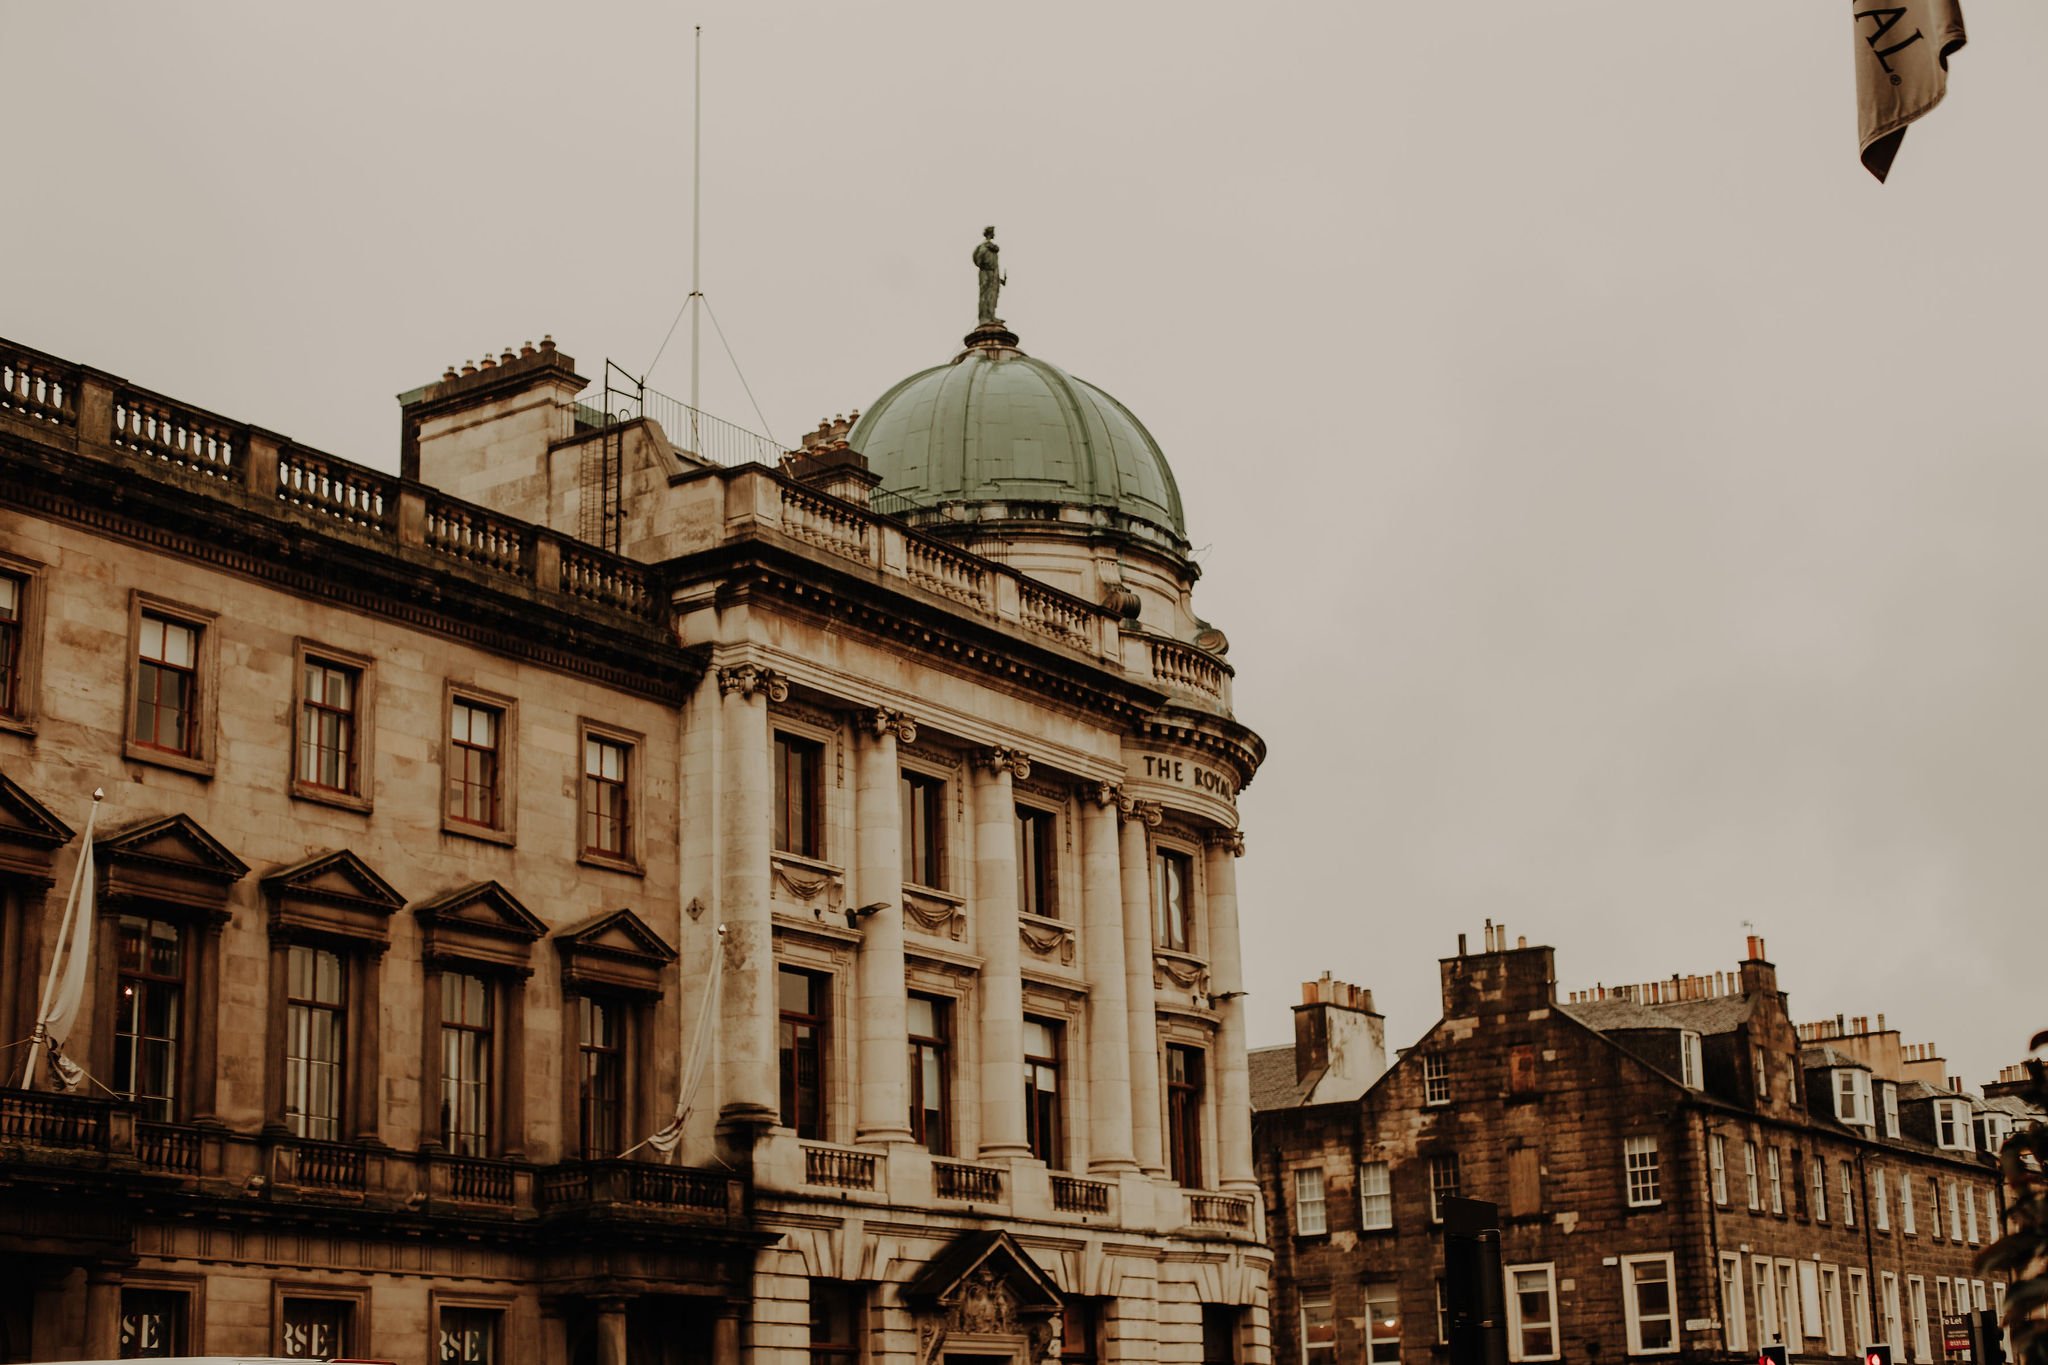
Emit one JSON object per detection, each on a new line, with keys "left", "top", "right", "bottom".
{"left": 1442, "top": 925, "right": 1556, "bottom": 1019}
{"left": 1292, "top": 973, "right": 1387, "bottom": 1104}
{"left": 397, "top": 337, "right": 587, "bottom": 515}
{"left": 1738, "top": 934, "right": 1777, "bottom": 998}
{"left": 781, "top": 410, "right": 880, "bottom": 508}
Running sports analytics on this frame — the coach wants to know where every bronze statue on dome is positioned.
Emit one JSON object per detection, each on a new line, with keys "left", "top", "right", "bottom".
{"left": 973, "top": 226, "right": 1006, "bottom": 325}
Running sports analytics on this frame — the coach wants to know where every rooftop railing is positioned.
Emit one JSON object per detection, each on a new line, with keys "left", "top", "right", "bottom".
{"left": 0, "top": 336, "right": 663, "bottom": 626}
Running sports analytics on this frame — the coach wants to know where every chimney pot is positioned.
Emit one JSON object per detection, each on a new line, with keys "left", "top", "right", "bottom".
{"left": 1458, "top": 933, "right": 1467, "bottom": 955}
{"left": 1517, "top": 935, "right": 1527, "bottom": 949}
{"left": 479, "top": 353, "right": 497, "bottom": 371}
{"left": 521, "top": 340, "right": 537, "bottom": 358}
{"left": 501, "top": 347, "right": 517, "bottom": 365}
{"left": 1877, "top": 1013, "right": 1885, "bottom": 1032}
{"left": 461, "top": 359, "right": 477, "bottom": 376}
{"left": 540, "top": 335, "right": 557, "bottom": 352}
{"left": 443, "top": 365, "right": 459, "bottom": 382}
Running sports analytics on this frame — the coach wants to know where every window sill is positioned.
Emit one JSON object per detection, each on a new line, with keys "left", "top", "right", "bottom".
{"left": 578, "top": 849, "right": 645, "bottom": 877}
{"left": 0, "top": 715, "right": 35, "bottom": 739}
{"left": 291, "top": 781, "right": 373, "bottom": 815}
{"left": 124, "top": 740, "right": 215, "bottom": 779}
{"left": 443, "top": 815, "right": 515, "bottom": 847}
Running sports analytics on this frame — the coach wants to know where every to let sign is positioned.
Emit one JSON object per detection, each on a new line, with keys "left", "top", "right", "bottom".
{"left": 1943, "top": 1313, "right": 1972, "bottom": 1356}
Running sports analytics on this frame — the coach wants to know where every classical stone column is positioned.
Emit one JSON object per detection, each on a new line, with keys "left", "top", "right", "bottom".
{"left": 973, "top": 746, "right": 1032, "bottom": 1160}
{"left": 596, "top": 1297, "right": 629, "bottom": 1365}
{"left": 713, "top": 1301, "right": 744, "bottom": 1365}
{"left": 354, "top": 950, "right": 384, "bottom": 1143}
{"left": 716, "top": 664, "right": 784, "bottom": 1135}
{"left": 501, "top": 972, "right": 528, "bottom": 1159}
{"left": 855, "top": 709, "right": 915, "bottom": 1145}
{"left": 262, "top": 937, "right": 290, "bottom": 1134}
{"left": 84, "top": 1267, "right": 123, "bottom": 1360}
{"left": 1205, "top": 830, "right": 1256, "bottom": 1192}
{"left": 1118, "top": 798, "right": 1166, "bottom": 1175}
{"left": 189, "top": 918, "right": 224, "bottom": 1124}
{"left": 1079, "top": 783, "right": 1138, "bottom": 1173}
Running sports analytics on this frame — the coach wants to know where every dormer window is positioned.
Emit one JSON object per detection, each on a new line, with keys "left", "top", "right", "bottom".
{"left": 1977, "top": 1113, "right": 2014, "bottom": 1154}
{"left": 1833, "top": 1068, "right": 1874, "bottom": 1128}
{"left": 1680, "top": 1032, "right": 1703, "bottom": 1089}
{"left": 1880, "top": 1081, "right": 1899, "bottom": 1137}
{"left": 1934, "top": 1099, "right": 1975, "bottom": 1152}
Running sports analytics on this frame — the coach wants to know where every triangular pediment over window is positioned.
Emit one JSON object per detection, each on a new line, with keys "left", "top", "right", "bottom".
{"left": 0, "top": 770, "right": 76, "bottom": 879}
{"left": 901, "top": 1228, "right": 1064, "bottom": 1313}
{"left": 554, "top": 907, "right": 678, "bottom": 998}
{"left": 263, "top": 848, "right": 406, "bottom": 946}
{"left": 95, "top": 811, "right": 249, "bottom": 919}
{"left": 414, "top": 879, "right": 547, "bottom": 973}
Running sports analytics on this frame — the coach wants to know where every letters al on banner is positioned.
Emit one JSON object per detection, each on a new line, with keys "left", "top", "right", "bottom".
{"left": 1854, "top": 0, "right": 1967, "bottom": 183}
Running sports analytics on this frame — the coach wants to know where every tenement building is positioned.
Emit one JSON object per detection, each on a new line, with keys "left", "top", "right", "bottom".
{"left": 0, "top": 286, "right": 1269, "bottom": 1362}
{"left": 1253, "top": 927, "right": 2008, "bottom": 1365}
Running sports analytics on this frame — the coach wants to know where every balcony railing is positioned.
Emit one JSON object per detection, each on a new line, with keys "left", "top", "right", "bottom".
{"left": 285, "top": 1138, "right": 366, "bottom": 1192}
{"left": 434, "top": 1152, "right": 516, "bottom": 1205}
{"left": 803, "top": 1142, "right": 877, "bottom": 1191}
{"left": 539, "top": 1158, "right": 736, "bottom": 1214}
{"left": 933, "top": 1160, "right": 1003, "bottom": 1203}
{"left": 1051, "top": 1174, "right": 1112, "bottom": 1215}
{"left": 137, "top": 1122, "right": 202, "bottom": 1174}
{"left": 1188, "top": 1193, "right": 1251, "bottom": 1229}
{"left": 0, "top": 1090, "right": 109, "bottom": 1149}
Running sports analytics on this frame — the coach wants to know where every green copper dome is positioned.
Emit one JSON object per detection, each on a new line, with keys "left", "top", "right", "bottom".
{"left": 850, "top": 335, "right": 1187, "bottom": 542}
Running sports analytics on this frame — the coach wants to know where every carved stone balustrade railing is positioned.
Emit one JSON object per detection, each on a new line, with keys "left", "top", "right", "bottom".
{"left": 278, "top": 446, "right": 392, "bottom": 532}
{"left": 425, "top": 497, "right": 528, "bottom": 576}
{"left": 136, "top": 1122, "right": 202, "bottom": 1175}
{"left": 1051, "top": 1174, "right": 1112, "bottom": 1215}
{"left": 780, "top": 484, "right": 871, "bottom": 563}
{"left": 112, "top": 391, "right": 237, "bottom": 481}
{"left": 1187, "top": 1193, "right": 1251, "bottom": 1229}
{"left": 933, "top": 1159, "right": 1004, "bottom": 1203}
{"left": 0, "top": 348, "right": 76, "bottom": 426}
{"left": 1147, "top": 638, "right": 1232, "bottom": 709}
{"left": 803, "top": 1142, "right": 878, "bottom": 1191}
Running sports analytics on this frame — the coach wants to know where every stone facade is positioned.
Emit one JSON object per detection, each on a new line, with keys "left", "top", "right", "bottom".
{"left": 1255, "top": 928, "right": 2009, "bottom": 1365}
{"left": 0, "top": 321, "right": 1269, "bottom": 1365}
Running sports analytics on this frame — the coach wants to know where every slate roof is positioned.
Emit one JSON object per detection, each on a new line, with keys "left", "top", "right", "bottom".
{"left": 1559, "top": 992, "right": 1756, "bottom": 1037}
{"left": 1250, "top": 1045, "right": 1317, "bottom": 1112}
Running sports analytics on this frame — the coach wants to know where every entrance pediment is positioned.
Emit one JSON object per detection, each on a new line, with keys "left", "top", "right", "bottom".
{"left": 902, "top": 1230, "right": 1063, "bottom": 1365}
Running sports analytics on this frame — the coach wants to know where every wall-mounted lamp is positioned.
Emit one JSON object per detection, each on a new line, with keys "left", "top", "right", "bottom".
{"left": 845, "top": 901, "right": 890, "bottom": 930}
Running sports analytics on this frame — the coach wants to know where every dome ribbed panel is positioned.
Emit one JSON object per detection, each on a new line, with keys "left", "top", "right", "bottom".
{"left": 849, "top": 345, "right": 1187, "bottom": 541}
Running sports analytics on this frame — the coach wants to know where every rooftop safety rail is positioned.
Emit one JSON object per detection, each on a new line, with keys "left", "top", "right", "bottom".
{"left": 577, "top": 375, "right": 784, "bottom": 469}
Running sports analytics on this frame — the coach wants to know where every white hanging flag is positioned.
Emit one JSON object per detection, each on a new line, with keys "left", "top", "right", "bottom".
{"left": 635, "top": 923, "right": 725, "bottom": 1158}
{"left": 22, "top": 789, "right": 103, "bottom": 1092}
{"left": 1855, "top": 0, "right": 1967, "bottom": 182}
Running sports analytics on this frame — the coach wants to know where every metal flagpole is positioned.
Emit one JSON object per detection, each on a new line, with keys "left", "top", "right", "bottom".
{"left": 688, "top": 24, "right": 704, "bottom": 458}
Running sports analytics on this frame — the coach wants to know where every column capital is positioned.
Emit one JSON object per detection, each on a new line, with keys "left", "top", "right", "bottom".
{"left": 1204, "top": 828, "right": 1246, "bottom": 856}
{"left": 1080, "top": 780, "right": 1122, "bottom": 809}
{"left": 716, "top": 663, "right": 788, "bottom": 702}
{"left": 1118, "top": 794, "right": 1164, "bottom": 828}
{"left": 867, "top": 707, "right": 917, "bottom": 744}
{"left": 974, "top": 745, "right": 1032, "bottom": 779}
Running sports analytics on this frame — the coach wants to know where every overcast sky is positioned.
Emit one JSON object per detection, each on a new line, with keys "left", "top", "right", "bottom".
{"left": 8, "top": 2, "right": 2043, "bottom": 1088}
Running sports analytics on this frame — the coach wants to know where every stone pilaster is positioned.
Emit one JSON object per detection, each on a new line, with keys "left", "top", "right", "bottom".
{"left": 855, "top": 708, "right": 916, "bottom": 1144}
{"left": 1205, "top": 828, "right": 1255, "bottom": 1192}
{"left": 1080, "top": 782, "right": 1139, "bottom": 1173}
{"left": 973, "top": 745, "right": 1032, "bottom": 1159}
{"left": 1119, "top": 795, "right": 1167, "bottom": 1175}
{"left": 717, "top": 663, "right": 785, "bottom": 1135}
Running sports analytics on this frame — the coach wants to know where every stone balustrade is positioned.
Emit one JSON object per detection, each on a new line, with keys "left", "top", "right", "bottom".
{"left": 0, "top": 336, "right": 664, "bottom": 625}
